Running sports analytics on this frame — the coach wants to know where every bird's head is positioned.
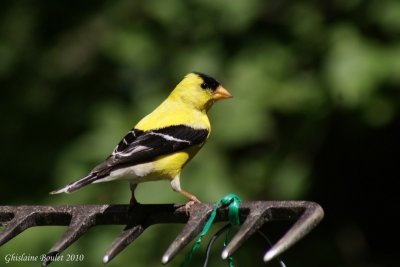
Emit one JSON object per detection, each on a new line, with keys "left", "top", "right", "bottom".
{"left": 170, "top": 72, "right": 232, "bottom": 111}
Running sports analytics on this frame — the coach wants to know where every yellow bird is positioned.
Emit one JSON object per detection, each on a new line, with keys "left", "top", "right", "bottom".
{"left": 50, "top": 72, "right": 232, "bottom": 207}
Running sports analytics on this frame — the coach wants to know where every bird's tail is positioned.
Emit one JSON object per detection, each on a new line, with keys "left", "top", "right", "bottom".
{"left": 49, "top": 173, "right": 99, "bottom": 194}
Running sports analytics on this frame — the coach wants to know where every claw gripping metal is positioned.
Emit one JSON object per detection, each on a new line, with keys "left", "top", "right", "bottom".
{"left": 0, "top": 201, "right": 323, "bottom": 266}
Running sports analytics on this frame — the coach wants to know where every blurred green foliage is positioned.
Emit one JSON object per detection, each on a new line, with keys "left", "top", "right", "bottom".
{"left": 0, "top": 1, "right": 399, "bottom": 267}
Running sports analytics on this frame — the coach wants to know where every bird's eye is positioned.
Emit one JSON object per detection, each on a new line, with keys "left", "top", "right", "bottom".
{"left": 200, "top": 82, "right": 208, "bottom": 89}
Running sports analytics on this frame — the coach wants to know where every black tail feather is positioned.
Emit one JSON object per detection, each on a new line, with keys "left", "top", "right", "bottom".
{"left": 50, "top": 173, "right": 99, "bottom": 194}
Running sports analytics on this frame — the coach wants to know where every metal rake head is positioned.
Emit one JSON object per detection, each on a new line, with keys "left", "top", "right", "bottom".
{"left": 0, "top": 201, "right": 323, "bottom": 266}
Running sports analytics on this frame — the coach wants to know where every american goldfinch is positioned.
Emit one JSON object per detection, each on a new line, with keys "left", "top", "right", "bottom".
{"left": 50, "top": 72, "right": 232, "bottom": 206}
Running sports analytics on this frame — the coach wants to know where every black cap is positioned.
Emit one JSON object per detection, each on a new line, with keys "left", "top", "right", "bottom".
{"left": 193, "top": 72, "right": 220, "bottom": 91}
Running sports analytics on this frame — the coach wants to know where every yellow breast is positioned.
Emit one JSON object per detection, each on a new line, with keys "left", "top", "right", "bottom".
{"left": 150, "top": 145, "right": 203, "bottom": 180}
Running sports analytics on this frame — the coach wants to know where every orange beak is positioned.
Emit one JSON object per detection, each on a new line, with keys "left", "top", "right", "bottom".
{"left": 212, "top": 86, "right": 233, "bottom": 100}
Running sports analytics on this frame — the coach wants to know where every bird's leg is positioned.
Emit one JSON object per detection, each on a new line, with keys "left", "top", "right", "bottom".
{"left": 170, "top": 176, "right": 200, "bottom": 214}
{"left": 129, "top": 182, "right": 138, "bottom": 207}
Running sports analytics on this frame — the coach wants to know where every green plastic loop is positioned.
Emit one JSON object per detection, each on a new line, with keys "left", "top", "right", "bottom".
{"left": 180, "top": 194, "right": 241, "bottom": 267}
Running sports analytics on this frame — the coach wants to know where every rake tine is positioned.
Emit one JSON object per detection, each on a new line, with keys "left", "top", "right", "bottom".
{"left": 42, "top": 212, "right": 97, "bottom": 266}
{"left": 221, "top": 203, "right": 270, "bottom": 259}
{"left": 0, "top": 212, "right": 37, "bottom": 246}
{"left": 263, "top": 201, "right": 324, "bottom": 262}
{"left": 162, "top": 204, "right": 214, "bottom": 264}
{"left": 103, "top": 224, "right": 146, "bottom": 264}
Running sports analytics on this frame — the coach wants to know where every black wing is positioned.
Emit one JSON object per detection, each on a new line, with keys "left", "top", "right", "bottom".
{"left": 91, "top": 125, "right": 209, "bottom": 176}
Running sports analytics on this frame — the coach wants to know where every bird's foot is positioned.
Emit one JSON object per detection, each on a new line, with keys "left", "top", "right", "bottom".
{"left": 184, "top": 196, "right": 201, "bottom": 215}
{"left": 129, "top": 197, "right": 137, "bottom": 206}
{"left": 128, "top": 196, "right": 140, "bottom": 212}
